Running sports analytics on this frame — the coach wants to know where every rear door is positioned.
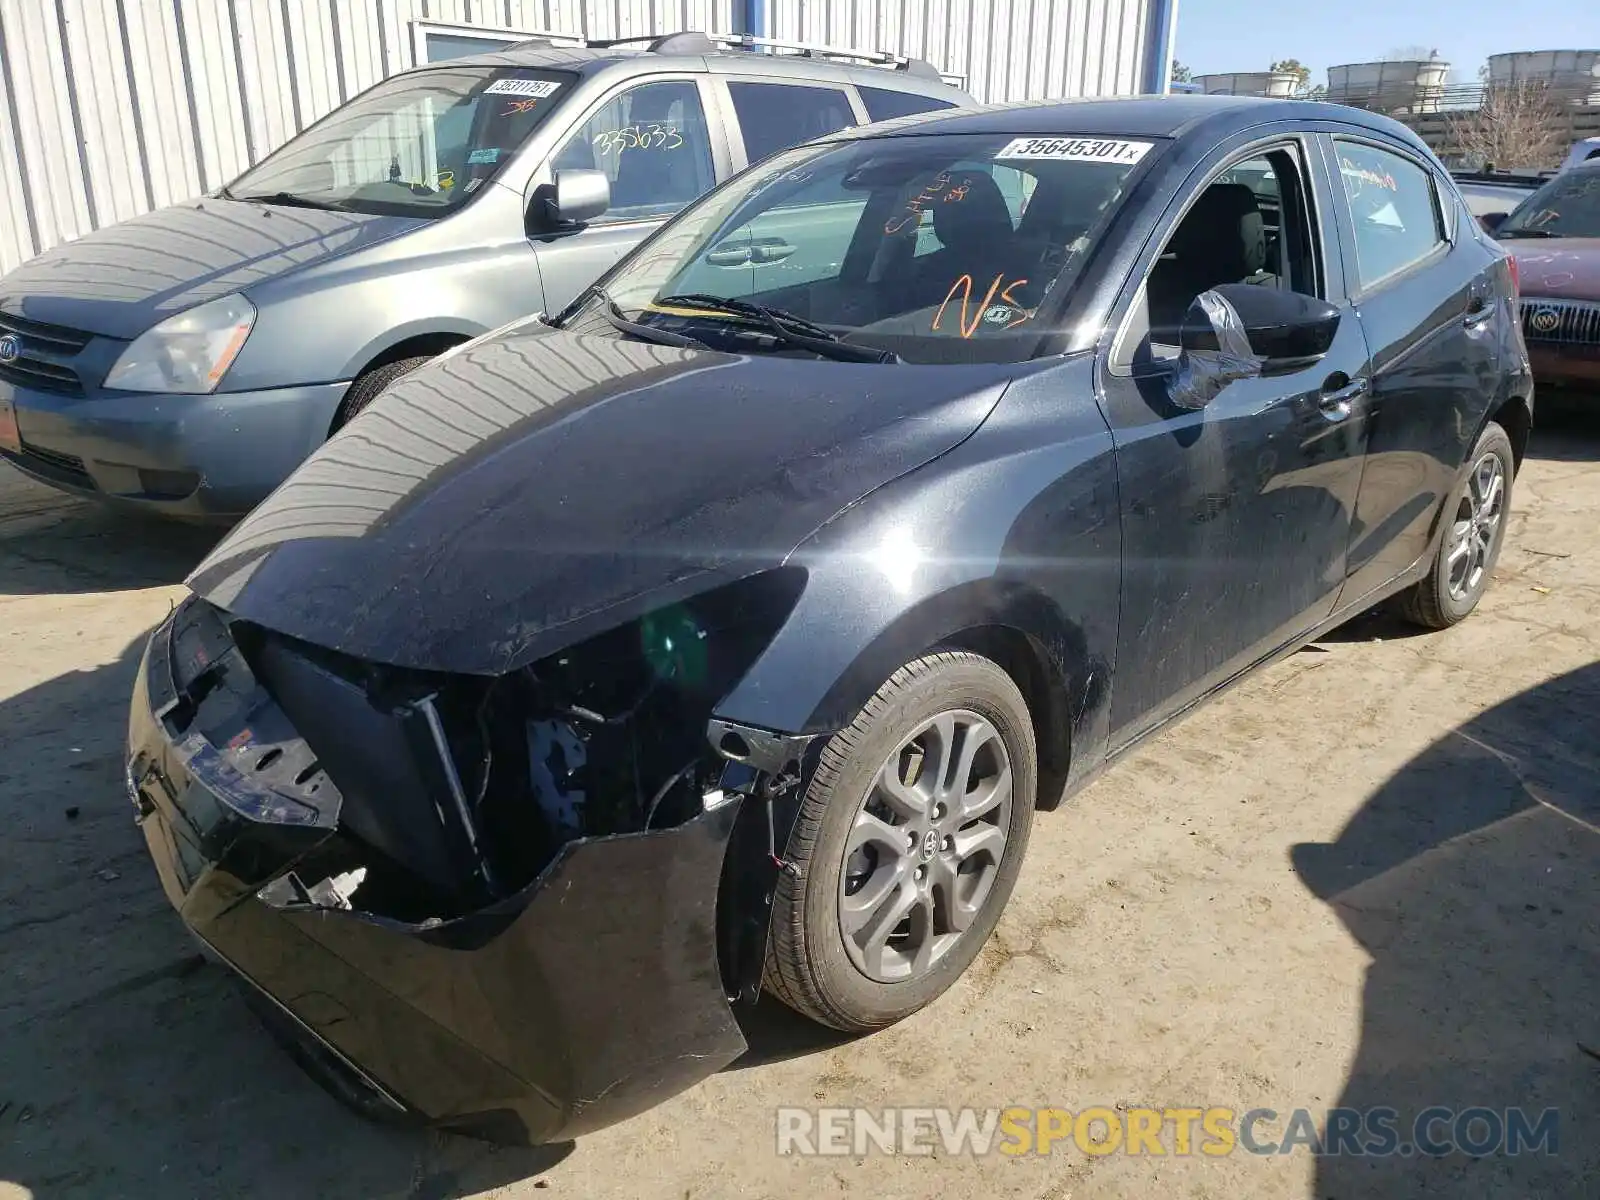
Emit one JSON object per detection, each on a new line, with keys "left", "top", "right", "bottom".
{"left": 1322, "top": 135, "right": 1503, "bottom": 605}
{"left": 531, "top": 75, "right": 730, "bottom": 313}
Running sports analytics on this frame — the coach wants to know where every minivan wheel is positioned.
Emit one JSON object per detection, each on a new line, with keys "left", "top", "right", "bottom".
{"left": 1394, "top": 421, "right": 1514, "bottom": 629}
{"left": 330, "top": 356, "right": 433, "bottom": 433}
{"left": 763, "top": 651, "right": 1036, "bottom": 1033}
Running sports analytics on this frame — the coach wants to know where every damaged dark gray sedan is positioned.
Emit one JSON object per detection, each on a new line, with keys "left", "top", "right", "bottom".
{"left": 127, "top": 96, "right": 1530, "bottom": 1144}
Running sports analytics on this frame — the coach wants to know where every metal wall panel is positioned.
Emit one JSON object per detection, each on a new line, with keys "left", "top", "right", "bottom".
{"left": 0, "top": 0, "right": 1158, "bottom": 275}
{"left": 767, "top": 0, "right": 1152, "bottom": 101}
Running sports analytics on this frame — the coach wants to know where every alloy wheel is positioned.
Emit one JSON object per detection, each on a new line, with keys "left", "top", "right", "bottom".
{"left": 837, "top": 710, "right": 1013, "bottom": 983}
{"left": 1446, "top": 451, "right": 1505, "bottom": 603}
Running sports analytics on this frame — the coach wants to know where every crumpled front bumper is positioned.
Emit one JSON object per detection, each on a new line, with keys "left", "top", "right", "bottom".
{"left": 127, "top": 613, "right": 750, "bottom": 1144}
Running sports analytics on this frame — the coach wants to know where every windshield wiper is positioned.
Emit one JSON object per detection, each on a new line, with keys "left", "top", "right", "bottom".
{"left": 593, "top": 289, "right": 710, "bottom": 350}
{"left": 653, "top": 294, "right": 900, "bottom": 364}
{"left": 1497, "top": 227, "right": 1560, "bottom": 239}
{"left": 231, "top": 191, "right": 348, "bottom": 212}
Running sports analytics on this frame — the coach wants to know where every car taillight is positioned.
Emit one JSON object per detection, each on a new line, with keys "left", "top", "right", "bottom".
{"left": 1506, "top": 254, "right": 1520, "bottom": 296}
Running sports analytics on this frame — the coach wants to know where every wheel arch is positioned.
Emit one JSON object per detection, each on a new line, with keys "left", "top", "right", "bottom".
{"left": 1488, "top": 392, "right": 1532, "bottom": 475}
{"left": 715, "top": 575, "right": 1102, "bottom": 813}
{"left": 342, "top": 320, "right": 484, "bottom": 382}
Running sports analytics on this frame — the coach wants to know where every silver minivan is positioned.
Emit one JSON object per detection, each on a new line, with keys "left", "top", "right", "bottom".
{"left": 0, "top": 31, "right": 968, "bottom": 519}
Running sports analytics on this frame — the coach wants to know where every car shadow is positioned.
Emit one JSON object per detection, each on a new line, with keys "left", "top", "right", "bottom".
{"left": 0, "top": 466, "right": 224, "bottom": 596}
{"left": 1291, "top": 661, "right": 1600, "bottom": 1196}
{"left": 1523, "top": 402, "right": 1600, "bottom": 462}
{"left": 0, "top": 636, "right": 570, "bottom": 1198}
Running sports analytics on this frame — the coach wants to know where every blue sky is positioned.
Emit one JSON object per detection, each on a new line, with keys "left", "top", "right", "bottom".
{"left": 1173, "top": 0, "right": 1600, "bottom": 86}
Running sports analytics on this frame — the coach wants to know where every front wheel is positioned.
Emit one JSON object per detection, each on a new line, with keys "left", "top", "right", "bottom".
{"left": 1393, "top": 421, "right": 1514, "bottom": 629}
{"left": 763, "top": 651, "right": 1036, "bottom": 1032}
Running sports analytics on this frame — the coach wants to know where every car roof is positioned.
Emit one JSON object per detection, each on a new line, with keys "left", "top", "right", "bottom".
{"left": 405, "top": 38, "right": 961, "bottom": 95}
{"left": 837, "top": 93, "right": 1429, "bottom": 146}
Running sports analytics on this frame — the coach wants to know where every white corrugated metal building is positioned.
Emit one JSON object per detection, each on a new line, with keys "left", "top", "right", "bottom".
{"left": 0, "top": 0, "right": 1177, "bottom": 275}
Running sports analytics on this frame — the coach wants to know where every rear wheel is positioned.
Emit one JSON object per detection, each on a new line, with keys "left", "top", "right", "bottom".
{"left": 1393, "top": 421, "right": 1514, "bottom": 629}
{"left": 330, "top": 356, "right": 432, "bottom": 433}
{"left": 763, "top": 651, "right": 1036, "bottom": 1032}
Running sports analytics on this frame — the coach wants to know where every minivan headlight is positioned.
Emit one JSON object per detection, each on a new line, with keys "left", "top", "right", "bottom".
{"left": 105, "top": 294, "right": 257, "bottom": 394}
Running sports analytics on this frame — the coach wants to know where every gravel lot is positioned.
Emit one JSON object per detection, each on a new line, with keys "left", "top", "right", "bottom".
{"left": 2, "top": 414, "right": 1597, "bottom": 1199}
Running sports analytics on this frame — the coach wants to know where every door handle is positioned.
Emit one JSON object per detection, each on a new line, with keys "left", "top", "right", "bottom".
{"left": 750, "top": 239, "right": 796, "bottom": 264}
{"left": 1463, "top": 298, "right": 1495, "bottom": 329}
{"left": 1317, "top": 376, "right": 1368, "bottom": 422}
{"left": 706, "top": 244, "right": 753, "bottom": 267}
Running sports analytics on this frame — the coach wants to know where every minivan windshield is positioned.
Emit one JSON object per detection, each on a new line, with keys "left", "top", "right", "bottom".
{"left": 1498, "top": 168, "right": 1600, "bottom": 239}
{"left": 223, "top": 67, "right": 576, "bottom": 218}
{"left": 559, "top": 132, "right": 1160, "bottom": 364}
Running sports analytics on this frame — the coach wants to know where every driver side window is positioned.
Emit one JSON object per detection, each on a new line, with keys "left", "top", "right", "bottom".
{"left": 1115, "top": 144, "right": 1320, "bottom": 368}
{"left": 550, "top": 80, "right": 716, "bottom": 223}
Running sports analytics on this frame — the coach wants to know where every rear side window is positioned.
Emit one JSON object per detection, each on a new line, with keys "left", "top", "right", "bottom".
{"left": 859, "top": 86, "right": 958, "bottom": 123}
{"left": 1333, "top": 140, "right": 1445, "bottom": 289}
{"left": 728, "top": 82, "right": 856, "bottom": 166}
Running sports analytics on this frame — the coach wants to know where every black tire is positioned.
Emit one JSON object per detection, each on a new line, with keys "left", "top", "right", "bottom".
{"left": 763, "top": 651, "right": 1037, "bottom": 1033}
{"left": 1393, "top": 420, "right": 1514, "bottom": 630}
{"left": 330, "top": 356, "right": 433, "bottom": 433}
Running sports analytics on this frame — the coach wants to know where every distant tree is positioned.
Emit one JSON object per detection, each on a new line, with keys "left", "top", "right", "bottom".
{"left": 1171, "top": 60, "right": 1192, "bottom": 83}
{"left": 1302, "top": 83, "right": 1329, "bottom": 101}
{"left": 1383, "top": 44, "right": 1441, "bottom": 62}
{"left": 1447, "top": 81, "right": 1565, "bottom": 169}
{"left": 1271, "top": 58, "right": 1311, "bottom": 89}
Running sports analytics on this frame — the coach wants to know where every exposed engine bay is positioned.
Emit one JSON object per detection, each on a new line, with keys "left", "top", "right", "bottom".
{"left": 145, "top": 568, "right": 817, "bottom": 987}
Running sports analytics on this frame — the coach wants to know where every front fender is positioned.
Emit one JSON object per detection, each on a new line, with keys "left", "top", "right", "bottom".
{"left": 711, "top": 360, "right": 1122, "bottom": 787}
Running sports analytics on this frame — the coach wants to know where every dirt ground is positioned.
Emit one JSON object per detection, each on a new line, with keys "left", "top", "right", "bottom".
{"left": 1, "top": 414, "right": 1597, "bottom": 1200}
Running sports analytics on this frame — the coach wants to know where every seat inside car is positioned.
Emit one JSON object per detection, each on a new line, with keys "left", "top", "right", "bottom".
{"left": 922, "top": 171, "right": 1019, "bottom": 280}
{"left": 1147, "top": 182, "right": 1270, "bottom": 340}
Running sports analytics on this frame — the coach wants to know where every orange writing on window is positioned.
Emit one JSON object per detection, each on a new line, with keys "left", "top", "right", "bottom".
{"left": 886, "top": 171, "right": 975, "bottom": 235}
{"left": 932, "top": 273, "right": 1032, "bottom": 338}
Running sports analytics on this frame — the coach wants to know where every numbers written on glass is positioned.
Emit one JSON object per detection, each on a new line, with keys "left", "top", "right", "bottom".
{"left": 593, "top": 125, "right": 685, "bottom": 154}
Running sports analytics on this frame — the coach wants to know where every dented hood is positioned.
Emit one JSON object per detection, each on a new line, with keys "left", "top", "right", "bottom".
{"left": 189, "top": 323, "right": 1012, "bottom": 674}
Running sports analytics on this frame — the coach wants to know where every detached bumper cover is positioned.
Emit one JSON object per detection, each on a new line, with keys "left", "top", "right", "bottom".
{"left": 127, "top": 613, "right": 749, "bottom": 1144}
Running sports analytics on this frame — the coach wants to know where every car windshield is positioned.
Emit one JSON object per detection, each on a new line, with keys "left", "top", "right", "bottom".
{"left": 224, "top": 67, "right": 575, "bottom": 218}
{"left": 1499, "top": 169, "right": 1600, "bottom": 239}
{"left": 559, "top": 132, "right": 1161, "bottom": 364}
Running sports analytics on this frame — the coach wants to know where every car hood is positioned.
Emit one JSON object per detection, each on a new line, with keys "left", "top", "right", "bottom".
{"left": 188, "top": 324, "right": 1016, "bottom": 675}
{"left": 0, "top": 198, "right": 419, "bottom": 339}
{"left": 1503, "top": 237, "right": 1600, "bottom": 300}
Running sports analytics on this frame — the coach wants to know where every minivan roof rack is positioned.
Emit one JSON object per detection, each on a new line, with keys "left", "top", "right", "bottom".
{"left": 508, "top": 28, "right": 945, "bottom": 81}
{"left": 703, "top": 32, "right": 945, "bottom": 79}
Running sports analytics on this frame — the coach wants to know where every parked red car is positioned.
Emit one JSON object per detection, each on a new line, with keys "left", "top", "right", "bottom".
{"left": 1484, "top": 161, "right": 1600, "bottom": 391}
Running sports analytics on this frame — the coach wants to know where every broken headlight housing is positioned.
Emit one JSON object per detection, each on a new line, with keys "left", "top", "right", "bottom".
{"left": 227, "top": 567, "right": 808, "bottom": 919}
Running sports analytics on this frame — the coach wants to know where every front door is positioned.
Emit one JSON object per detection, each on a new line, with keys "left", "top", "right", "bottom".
{"left": 531, "top": 77, "right": 723, "bottom": 314}
{"left": 1323, "top": 136, "right": 1504, "bottom": 603}
{"left": 1098, "top": 137, "right": 1374, "bottom": 747}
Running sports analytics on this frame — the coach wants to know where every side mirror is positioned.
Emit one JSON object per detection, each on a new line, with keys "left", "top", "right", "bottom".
{"left": 1170, "top": 284, "right": 1341, "bottom": 410}
{"left": 538, "top": 169, "right": 610, "bottom": 228}
{"left": 1479, "top": 211, "right": 1509, "bottom": 236}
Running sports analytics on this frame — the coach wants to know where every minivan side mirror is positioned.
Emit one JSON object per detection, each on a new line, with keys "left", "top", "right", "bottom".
{"left": 1479, "top": 210, "right": 1509, "bottom": 235}
{"left": 537, "top": 169, "right": 610, "bottom": 229}
{"left": 1170, "top": 284, "right": 1341, "bottom": 410}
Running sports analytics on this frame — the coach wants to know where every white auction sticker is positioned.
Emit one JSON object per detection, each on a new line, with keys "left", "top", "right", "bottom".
{"left": 996, "top": 136, "right": 1153, "bottom": 164}
{"left": 484, "top": 77, "right": 562, "bottom": 98}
